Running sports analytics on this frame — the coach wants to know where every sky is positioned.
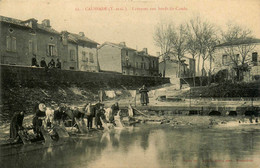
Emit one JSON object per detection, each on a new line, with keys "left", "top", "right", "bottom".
{"left": 0, "top": 0, "right": 260, "bottom": 58}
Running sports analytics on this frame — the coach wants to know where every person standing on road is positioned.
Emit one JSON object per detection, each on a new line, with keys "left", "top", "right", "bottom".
{"left": 139, "top": 85, "right": 149, "bottom": 106}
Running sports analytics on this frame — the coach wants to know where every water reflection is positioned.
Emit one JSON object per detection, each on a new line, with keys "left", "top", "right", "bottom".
{"left": 1, "top": 126, "right": 260, "bottom": 168}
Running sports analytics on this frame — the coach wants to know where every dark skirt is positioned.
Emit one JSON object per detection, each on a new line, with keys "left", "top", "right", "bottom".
{"left": 10, "top": 123, "right": 19, "bottom": 139}
{"left": 140, "top": 92, "right": 149, "bottom": 104}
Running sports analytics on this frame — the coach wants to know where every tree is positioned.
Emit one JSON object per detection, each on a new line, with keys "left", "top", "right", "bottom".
{"left": 187, "top": 17, "right": 203, "bottom": 76}
{"left": 221, "top": 24, "right": 256, "bottom": 81}
{"left": 186, "top": 16, "right": 218, "bottom": 85}
{"left": 186, "top": 19, "right": 200, "bottom": 86}
{"left": 168, "top": 24, "right": 187, "bottom": 77}
{"left": 200, "top": 22, "right": 218, "bottom": 77}
{"left": 154, "top": 23, "right": 174, "bottom": 77}
{"left": 154, "top": 23, "right": 187, "bottom": 78}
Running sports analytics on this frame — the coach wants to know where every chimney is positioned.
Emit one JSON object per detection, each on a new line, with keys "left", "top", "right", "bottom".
{"left": 143, "top": 48, "right": 148, "bottom": 54}
{"left": 119, "top": 42, "right": 126, "bottom": 46}
{"left": 42, "top": 19, "right": 51, "bottom": 27}
{"left": 79, "top": 32, "right": 85, "bottom": 37}
{"left": 22, "top": 18, "right": 38, "bottom": 29}
{"left": 156, "top": 52, "right": 160, "bottom": 57}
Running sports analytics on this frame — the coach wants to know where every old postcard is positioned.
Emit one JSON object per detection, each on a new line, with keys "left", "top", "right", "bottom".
{"left": 0, "top": 0, "right": 260, "bottom": 167}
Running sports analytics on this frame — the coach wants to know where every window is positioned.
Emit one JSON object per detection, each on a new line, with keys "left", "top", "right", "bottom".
{"left": 222, "top": 55, "right": 227, "bottom": 65}
{"left": 126, "top": 50, "right": 128, "bottom": 56}
{"left": 82, "top": 51, "right": 88, "bottom": 62}
{"left": 6, "top": 36, "right": 16, "bottom": 52}
{"left": 252, "top": 52, "right": 258, "bottom": 66}
{"left": 47, "top": 44, "right": 57, "bottom": 56}
{"left": 29, "top": 40, "right": 32, "bottom": 54}
{"left": 136, "top": 62, "right": 138, "bottom": 68}
{"left": 6, "top": 36, "right": 11, "bottom": 51}
{"left": 125, "top": 57, "right": 130, "bottom": 66}
{"left": 152, "top": 60, "right": 155, "bottom": 68}
{"left": 70, "top": 49, "right": 75, "bottom": 61}
{"left": 12, "top": 37, "right": 16, "bottom": 52}
{"left": 141, "top": 63, "right": 146, "bottom": 69}
{"left": 89, "top": 52, "right": 94, "bottom": 63}
{"left": 29, "top": 40, "right": 37, "bottom": 55}
{"left": 8, "top": 28, "right": 14, "bottom": 33}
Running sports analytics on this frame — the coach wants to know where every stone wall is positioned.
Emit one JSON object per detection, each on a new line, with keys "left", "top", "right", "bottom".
{"left": 0, "top": 64, "right": 170, "bottom": 88}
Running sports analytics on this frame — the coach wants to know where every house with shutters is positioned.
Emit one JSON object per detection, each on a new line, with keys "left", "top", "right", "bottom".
{"left": 98, "top": 41, "right": 159, "bottom": 76}
{"left": 61, "top": 31, "right": 99, "bottom": 71}
{"left": 0, "top": 15, "right": 99, "bottom": 72}
{"left": 0, "top": 15, "right": 65, "bottom": 67}
{"left": 212, "top": 38, "right": 260, "bottom": 81}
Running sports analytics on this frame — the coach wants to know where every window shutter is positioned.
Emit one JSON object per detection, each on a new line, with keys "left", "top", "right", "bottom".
{"left": 33, "top": 40, "right": 37, "bottom": 55}
{"left": 86, "top": 52, "right": 89, "bottom": 62}
{"left": 53, "top": 45, "right": 57, "bottom": 56}
{"left": 29, "top": 40, "right": 33, "bottom": 55}
{"left": 89, "top": 52, "right": 94, "bottom": 63}
{"left": 12, "top": 37, "right": 16, "bottom": 52}
{"left": 46, "top": 44, "right": 49, "bottom": 56}
{"left": 6, "top": 36, "right": 11, "bottom": 51}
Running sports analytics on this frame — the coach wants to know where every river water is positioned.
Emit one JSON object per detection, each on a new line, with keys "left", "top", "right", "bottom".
{"left": 1, "top": 124, "right": 260, "bottom": 168}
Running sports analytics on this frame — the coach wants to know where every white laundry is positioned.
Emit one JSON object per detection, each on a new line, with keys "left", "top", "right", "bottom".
{"left": 105, "top": 91, "right": 116, "bottom": 98}
{"left": 129, "top": 90, "right": 136, "bottom": 98}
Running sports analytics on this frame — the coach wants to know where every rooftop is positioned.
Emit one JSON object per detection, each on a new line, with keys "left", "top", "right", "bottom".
{"left": 216, "top": 38, "right": 260, "bottom": 47}
{"left": 98, "top": 41, "right": 136, "bottom": 51}
{"left": 0, "top": 15, "right": 60, "bottom": 35}
{"left": 68, "top": 33, "right": 99, "bottom": 45}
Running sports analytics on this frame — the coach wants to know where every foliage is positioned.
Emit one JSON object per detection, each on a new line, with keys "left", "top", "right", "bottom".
{"left": 221, "top": 24, "right": 256, "bottom": 80}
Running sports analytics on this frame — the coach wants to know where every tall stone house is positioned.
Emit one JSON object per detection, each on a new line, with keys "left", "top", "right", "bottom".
{"left": 61, "top": 31, "right": 99, "bottom": 71}
{"left": 98, "top": 42, "right": 159, "bottom": 76}
{"left": 212, "top": 38, "right": 260, "bottom": 81}
{"left": 0, "top": 16, "right": 65, "bottom": 67}
{"left": 0, "top": 15, "right": 99, "bottom": 72}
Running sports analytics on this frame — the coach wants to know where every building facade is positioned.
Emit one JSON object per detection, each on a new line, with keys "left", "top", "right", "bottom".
{"left": 0, "top": 16, "right": 64, "bottom": 67}
{"left": 159, "top": 55, "right": 196, "bottom": 79}
{"left": 0, "top": 15, "right": 99, "bottom": 72}
{"left": 98, "top": 42, "right": 159, "bottom": 76}
{"left": 212, "top": 38, "right": 260, "bottom": 81}
{"left": 61, "top": 31, "right": 99, "bottom": 71}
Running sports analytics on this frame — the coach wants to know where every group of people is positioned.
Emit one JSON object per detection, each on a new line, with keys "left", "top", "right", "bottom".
{"left": 83, "top": 102, "right": 120, "bottom": 129}
{"left": 32, "top": 55, "right": 61, "bottom": 69}
{"left": 9, "top": 101, "right": 121, "bottom": 142}
{"left": 9, "top": 85, "right": 149, "bottom": 142}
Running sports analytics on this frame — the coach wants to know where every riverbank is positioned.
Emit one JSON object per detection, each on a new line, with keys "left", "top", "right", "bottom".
{"left": 1, "top": 113, "right": 259, "bottom": 145}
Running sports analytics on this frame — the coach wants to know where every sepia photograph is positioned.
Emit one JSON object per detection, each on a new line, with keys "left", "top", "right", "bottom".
{"left": 0, "top": 0, "right": 260, "bottom": 167}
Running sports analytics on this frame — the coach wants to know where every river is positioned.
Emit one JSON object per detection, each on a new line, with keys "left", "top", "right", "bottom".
{"left": 1, "top": 124, "right": 260, "bottom": 168}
